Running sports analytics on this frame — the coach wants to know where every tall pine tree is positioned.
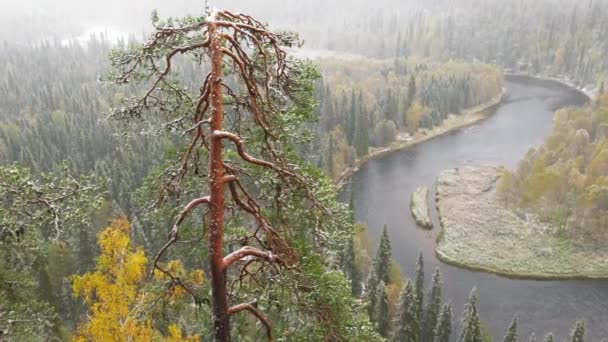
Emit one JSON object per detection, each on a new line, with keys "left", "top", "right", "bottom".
{"left": 366, "top": 268, "right": 380, "bottom": 317}
{"left": 391, "top": 281, "right": 420, "bottom": 342}
{"left": 423, "top": 267, "right": 442, "bottom": 342}
{"left": 366, "top": 225, "right": 392, "bottom": 316}
{"left": 375, "top": 225, "right": 392, "bottom": 284}
{"left": 343, "top": 197, "right": 362, "bottom": 296}
{"left": 433, "top": 304, "right": 452, "bottom": 342}
{"left": 544, "top": 333, "right": 555, "bottom": 342}
{"left": 415, "top": 252, "right": 425, "bottom": 321}
{"left": 459, "top": 289, "right": 482, "bottom": 342}
{"left": 343, "top": 236, "right": 362, "bottom": 297}
{"left": 502, "top": 315, "right": 518, "bottom": 342}
{"left": 373, "top": 281, "right": 391, "bottom": 338}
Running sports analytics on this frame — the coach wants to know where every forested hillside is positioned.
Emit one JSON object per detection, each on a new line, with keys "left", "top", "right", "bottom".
{"left": 312, "top": 58, "right": 503, "bottom": 179}
{"left": 499, "top": 93, "right": 608, "bottom": 240}
{"left": 211, "top": 0, "right": 608, "bottom": 88}
{"left": 0, "top": 1, "right": 605, "bottom": 341}
{"left": 0, "top": 10, "right": 502, "bottom": 339}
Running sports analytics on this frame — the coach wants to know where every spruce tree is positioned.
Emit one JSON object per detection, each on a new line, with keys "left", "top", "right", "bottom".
{"left": 415, "top": 252, "right": 425, "bottom": 320}
{"left": 343, "top": 236, "right": 362, "bottom": 297}
{"left": 367, "top": 225, "right": 391, "bottom": 317}
{"left": 459, "top": 289, "right": 482, "bottom": 342}
{"left": 374, "top": 225, "right": 392, "bottom": 284}
{"left": 570, "top": 321, "right": 585, "bottom": 342}
{"left": 391, "top": 281, "right": 420, "bottom": 342}
{"left": 347, "top": 90, "right": 357, "bottom": 145}
{"left": 406, "top": 75, "right": 417, "bottom": 110}
{"left": 433, "top": 304, "right": 452, "bottom": 342}
{"left": 366, "top": 268, "right": 380, "bottom": 317}
{"left": 354, "top": 107, "right": 370, "bottom": 157}
{"left": 544, "top": 333, "right": 554, "bottom": 342}
{"left": 373, "top": 281, "right": 390, "bottom": 338}
{"left": 528, "top": 333, "right": 536, "bottom": 342}
{"left": 502, "top": 315, "right": 518, "bottom": 342}
{"left": 423, "top": 267, "right": 442, "bottom": 342}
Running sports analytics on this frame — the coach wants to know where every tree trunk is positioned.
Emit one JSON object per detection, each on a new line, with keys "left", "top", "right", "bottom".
{"left": 208, "top": 21, "right": 230, "bottom": 342}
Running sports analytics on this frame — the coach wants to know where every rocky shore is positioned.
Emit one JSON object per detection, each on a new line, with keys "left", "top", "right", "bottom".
{"left": 410, "top": 187, "right": 433, "bottom": 229}
{"left": 435, "top": 165, "right": 608, "bottom": 279}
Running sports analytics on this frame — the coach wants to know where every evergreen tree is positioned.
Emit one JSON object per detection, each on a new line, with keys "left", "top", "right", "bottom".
{"left": 433, "top": 304, "right": 452, "bottom": 342}
{"left": 423, "top": 267, "right": 442, "bottom": 342}
{"left": 366, "top": 224, "right": 391, "bottom": 317}
{"left": 366, "top": 268, "right": 380, "bottom": 317}
{"left": 391, "top": 281, "right": 419, "bottom": 342}
{"left": 502, "top": 315, "right": 518, "bottom": 342}
{"left": 544, "top": 334, "right": 554, "bottom": 342}
{"left": 407, "top": 75, "right": 417, "bottom": 111}
{"left": 343, "top": 236, "right": 362, "bottom": 297}
{"left": 570, "top": 321, "right": 585, "bottom": 342}
{"left": 415, "top": 252, "right": 425, "bottom": 320}
{"left": 373, "top": 281, "right": 390, "bottom": 338}
{"left": 354, "top": 97, "right": 370, "bottom": 157}
{"left": 528, "top": 333, "right": 536, "bottom": 342}
{"left": 459, "top": 289, "right": 482, "bottom": 342}
{"left": 374, "top": 225, "right": 392, "bottom": 284}
{"left": 347, "top": 90, "right": 357, "bottom": 145}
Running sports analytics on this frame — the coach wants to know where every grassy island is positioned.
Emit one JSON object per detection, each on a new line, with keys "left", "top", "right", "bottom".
{"left": 435, "top": 165, "right": 608, "bottom": 279}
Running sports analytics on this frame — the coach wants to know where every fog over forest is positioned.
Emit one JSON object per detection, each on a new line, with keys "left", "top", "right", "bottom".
{"left": 1, "top": 1, "right": 607, "bottom": 341}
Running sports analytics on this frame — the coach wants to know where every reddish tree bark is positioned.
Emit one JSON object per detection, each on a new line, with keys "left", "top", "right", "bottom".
{"left": 113, "top": 8, "right": 321, "bottom": 341}
{"left": 207, "top": 19, "right": 231, "bottom": 341}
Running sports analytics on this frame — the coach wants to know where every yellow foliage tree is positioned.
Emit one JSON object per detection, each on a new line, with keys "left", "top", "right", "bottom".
{"left": 72, "top": 218, "right": 152, "bottom": 341}
{"left": 406, "top": 100, "right": 429, "bottom": 133}
{"left": 72, "top": 218, "right": 199, "bottom": 342}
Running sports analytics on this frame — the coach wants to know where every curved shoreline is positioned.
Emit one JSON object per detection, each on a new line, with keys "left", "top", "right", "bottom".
{"left": 434, "top": 249, "right": 608, "bottom": 280}
{"left": 505, "top": 73, "right": 594, "bottom": 101}
{"left": 336, "top": 73, "right": 595, "bottom": 189}
{"left": 434, "top": 166, "right": 608, "bottom": 280}
{"left": 336, "top": 88, "right": 507, "bottom": 188}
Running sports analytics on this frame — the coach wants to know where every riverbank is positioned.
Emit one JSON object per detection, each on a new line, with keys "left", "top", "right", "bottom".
{"left": 505, "top": 72, "right": 594, "bottom": 100}
{"left": 435, "top": 165, "right": 608, "bottom": 279}
{"left": 336, "top": 89, "right": 507, "bottom": 187}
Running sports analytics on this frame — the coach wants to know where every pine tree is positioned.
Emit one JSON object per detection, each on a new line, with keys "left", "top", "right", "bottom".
{"left": 423, "top": 267, "right": 442, "bottom": 342}
{"left": 354, "top": 105, "right": 370, "bottom": 157}
{"left": 459, "top": 289, "right": 482, "bottom": 342}
{"left": 346, "top": 90, "right": 357, "bottom": 145}
{"left": 570, "top": 321, "right": 585, "bottom": 342}
{"left": 502, "top": 315, "right": 518, "bottom": 342}
{"left": 405, "top": 74, "right": 417, "bottom": 114}
{"left": 373, "top": 281, "right": 390, "bottom": 338}
{"left": 414, "top": 252, "right": 425, "bottom": 320}
{"left": 544, "top": 333, "right": 554, "bottom": 342}
{"left": 528, "top": 333, "right": 536, "bottom": 342}
{"left": 374, "top": 225, "right": 392, "bottom": 284}
{"left": 343, "top": 236, "right": 362, "bottom": 297}
{"left": 366, "top": 268, "right": 380, "bottom": 317}
{"left": 433, "top": 304, "right": 452, "bottom": 342}
{"left": 366, "top": 225, "right": 392, "bottom": 317}
{"left": 391, "top": 281, "right": 420, "bottom": 342}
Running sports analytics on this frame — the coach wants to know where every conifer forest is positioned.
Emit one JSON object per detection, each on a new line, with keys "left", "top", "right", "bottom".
{"left": 0, "top": 0, "right": 607, "bottom": 341}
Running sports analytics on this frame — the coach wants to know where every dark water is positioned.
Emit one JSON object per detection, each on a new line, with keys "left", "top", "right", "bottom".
{"left": 347, "top": 76, "right": 608, "bottom": 340}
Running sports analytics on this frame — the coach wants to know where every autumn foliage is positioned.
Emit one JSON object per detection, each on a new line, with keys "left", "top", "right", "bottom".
{"left": 71, "top": 218, "right": 199, "bottom": 341}
{"left": 499, "top": 94, "right": 608, "bottom": 239}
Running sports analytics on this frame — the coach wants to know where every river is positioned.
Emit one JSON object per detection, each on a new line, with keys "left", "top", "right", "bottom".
{"left": 347, "top": 76, "right": 607, "bottom": 340}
